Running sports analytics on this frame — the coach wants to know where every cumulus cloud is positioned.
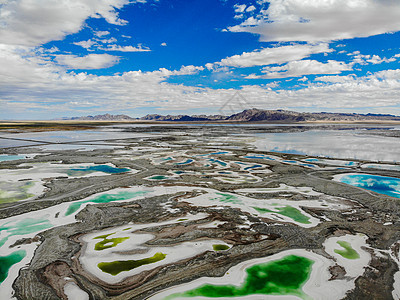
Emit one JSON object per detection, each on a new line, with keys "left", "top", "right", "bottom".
{"left": 351, "top": 53, "right": 397, "bottom": 65}
{"left": 2, "top": 52, "right": 400, "bottom": 118}
{"left": 234, "top": 4, "right": 247, "bottom": 13}
{"left": 94, "top": 31, "right": 110, "bottom": 37}
{"left": 0, "top": 0, "right": 133, "bottom": 46}
{"left": 246, "top": 5, "right": 256, "bottom": 12}
{"left": 214, "top": 43, "right": 332, "bottom": 68}
{"left": 228, "top": 0, "right": 400, "bottom": 42}
{"left": 55, "top": 54, "right": 120, "bottom": 69}
{"left": 100, "top": 44, "right": 151, "bottom": 52}
{"left": 298, "top": 76, "right": 308, "bottom": 82}
{"left": 73, "top": 40, "right": 97, "bottom": 49}
{"left": 315, "top": 75, "right": 357, "bottom": 83}
{"left": 0, "top": 44, "right": 209, "bottom": 117}
{"left": 261, "top": 60, "right": 352, "bottom": 78}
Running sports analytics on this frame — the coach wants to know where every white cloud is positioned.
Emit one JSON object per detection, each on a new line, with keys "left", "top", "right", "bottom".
{"left": 239, "top": 16, "right": 262, "bottom": 26}
{"left": 244, "top": 73, "right": 260, "bottom": 79}
{"left": 94, "top": 31, "right": 110, "bottom": 37}
{"left": 214, "top": 43, "right": 332, "bottom": 68}
{"left": 0, "top": 0, "right": 134, "bottom": 46}
{"left": 101, "top": 44, "right": 151, "bottom": 52}
{"left": 99, "top": 37, "right": 118, "bottom": 44}
{"left": 2, "top": 47, "right": 400, "bottom": 117}
{"left": 73, "top": 40, "right": 97, "bottom": 49}
{"left": 174, "top": 65, "right": 205, "bottom": 75}
{"left": 234, "top": 4, "right": 247, "bottom": 13}
{"left": 261, "top": 60, "right": 352, "bottom": 78}
{"left": 246, "top": 5, "right": 256, "bottom": 12}
{"left": 315, "top": 75, "right": 356, "bottom": 83}
{"left": 351, "top": 53, "right": 397, "bottom": 65}
{"left": 161, "top": 42, "right": 167, "bottom": 46}
{"left": 298, "top": 76, "right": 308, "bottom": 82}
{"left": 228, "top": 0, "right": 400, "bottom": 42}
{"left": 0, "top": 45, "right": 207, "bottom": 115}
{"left": 55, "top": 54, "right": 120, "bottom": 69}
{"left": 374, "top": 69, "right": 400, "bottom": 80}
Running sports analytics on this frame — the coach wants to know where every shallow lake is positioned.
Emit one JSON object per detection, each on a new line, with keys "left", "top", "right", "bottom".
{"left": 252, "top": 130, "right": 400, "bottom": 162}
{"left": 334, "top": 173, "right": 400, "bottom": 198}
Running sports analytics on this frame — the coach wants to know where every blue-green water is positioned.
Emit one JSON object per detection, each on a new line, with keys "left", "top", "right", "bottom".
{"left": 65, "top": 190, "right": 148, "bottom": 216}
{"left": 338, "top": 174, "right": 400, "bottom": 198}
{"left": 244, "top": 164, "right": 263, "bottom": 170}
{"left": 208, "top": 158, "right": 227, "bottom": 167}
{"left": 176, "top": 159, "right": 194, "bottom": 165}
{"left": 0, "top": 218, "right": 52, "bottom": 248}
{"left": 148, "top": 175, "right": 169, "bottom": 180}
{"left": 66, "top": 165, "right": 130, "bottom": 176}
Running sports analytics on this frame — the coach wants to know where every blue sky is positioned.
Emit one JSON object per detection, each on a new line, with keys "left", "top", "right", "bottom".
{"left": 1, "top": 0, "right": 400, "bottom": 120}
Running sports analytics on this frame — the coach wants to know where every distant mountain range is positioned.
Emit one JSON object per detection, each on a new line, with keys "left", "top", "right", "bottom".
{"left": 65, "top": 109, "right": 400, "bottom": 123}
{"left": 67, "top": 113, "right": 134, "bottom": 121}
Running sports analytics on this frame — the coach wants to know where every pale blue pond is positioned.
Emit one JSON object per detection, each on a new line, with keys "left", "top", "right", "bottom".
{"left": 0, "top": 154, "right": 26, "bottom": 162}
{"left": 252, "top": 130, "right": 400, "bottom": 162}
{"left": 336, "top": 174, "right": 400, "bottom": 198}
{"left": 361, "top": 164, "right": 400, "bottom": 172}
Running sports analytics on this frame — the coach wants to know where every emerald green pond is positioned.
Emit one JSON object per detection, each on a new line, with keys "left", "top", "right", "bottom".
{"left": 166, "top": 255, "right": 313, "bottom": 299}
{"left": 0, "top": 250, "right": 26, "bottom": 283}
{"left": 98, "top": 252, "right": 166, "bottom": 275}
{"left": 93, "top": 233, "right": 129, "bottom": 251}
{"left": 65, "top": 190, "right": 148, "bottom": 216}
{"left": 334, "top": 241, "right": 360, "bottom": 259}
{"left": 252, "top": 206, "right": 311, "bottom": 224}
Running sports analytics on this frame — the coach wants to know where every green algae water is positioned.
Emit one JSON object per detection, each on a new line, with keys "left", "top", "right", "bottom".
{"left": 0, "top": 181, "right": 35, "bottom": 204}
{"left": 0, "top": 250, "right": 26, "bottom": 283}
{"left": 213, "top": 244, "right": 230, "bottom": 251}
{"left": 334, "top": 241, "right": 360, "bottom": 259}
{"left": 252, "top": 206, "right": 311, "bottom": 224}
{"left": 0, "top": 218, "right": 52, "bottom": 248}
{"left": 93, "top": 233, "right": 129, "bottom": 251}
{"left": 165, "top": 255, "right": 313, "bottom": 299}
{"left": 65, "top": 190, "right": 148, "bottom": 216}
{"left": 98, "top": 252, "right": 166, "bottom": 275}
